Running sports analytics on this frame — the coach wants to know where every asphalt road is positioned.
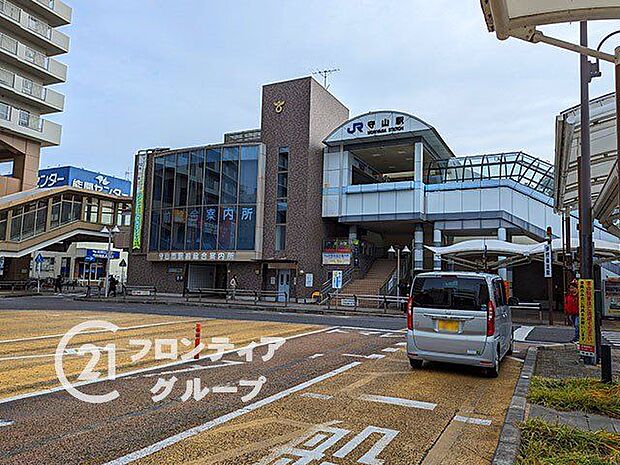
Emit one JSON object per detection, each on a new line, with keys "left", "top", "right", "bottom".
{"left": 0, "top": 295, "right": 406, "bottom": 331}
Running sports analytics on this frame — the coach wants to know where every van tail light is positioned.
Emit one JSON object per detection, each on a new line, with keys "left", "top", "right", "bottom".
{"left": 486, "top": 300, "right": 495, "bottom": 337}
{"left": 406, "top": 296, "right": 414, "bottom": 330}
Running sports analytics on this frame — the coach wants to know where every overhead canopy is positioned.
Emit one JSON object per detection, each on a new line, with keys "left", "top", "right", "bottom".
{"left": 323, "top": 111, "right": 454, "bottom": 160}
{"left": 427, "top": 238, "right": 620, "bottom": 260}
{"left": 481, "top": 0, "right": 620, "bottom": 40}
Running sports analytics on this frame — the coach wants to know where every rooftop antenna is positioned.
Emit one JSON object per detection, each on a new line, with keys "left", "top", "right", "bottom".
{"left": 313, "top": 68, "right": 340, "bottom": 89}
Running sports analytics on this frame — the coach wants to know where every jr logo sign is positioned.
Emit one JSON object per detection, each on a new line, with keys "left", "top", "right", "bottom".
{"left": 347, "top": 122, "right": 364, "bottom": 134}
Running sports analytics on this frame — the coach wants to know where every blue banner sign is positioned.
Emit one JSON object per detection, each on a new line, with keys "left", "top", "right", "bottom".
{"left": 86, "top": 249, "right": 120, "bottom": 260}
{"left": 38, "top": 166, "right": 131, "bottom": 197}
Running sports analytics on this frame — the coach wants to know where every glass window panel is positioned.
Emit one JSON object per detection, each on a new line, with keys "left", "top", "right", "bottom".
{"left": 0, "top": 218, "right": 6, "bottom": 240}
{"left": 22, "top": 210, "right": 35, "bottom": 239}
{"left": 218, "top": 206, "right": 236, "bottom": 250}
{"left": 149, "top": 210, "right": 160, "bottom": 252}
{"left": 101, "top": 201, "right": 114, "bottom": 225}
{"left": 85, "top": 198, "right": 98, "bottom": 222}
{"left": 172, "top": 208, "right": 186, "bottom": 250}
{"left": 205, "top": 149, "right": 221, "bottom": 204}
{"left": 237, "top": 205, "right": 256, "bottom": 250}
{"left": 201, "top": 206, "right": 218, "bottom": 251}
{"left": 187, "top": 150, "right": 205, "bottom": 206}
{"left": 277, "top": 172, "right": 288, "bottom": 198}
{"left": 239, "top": 158, "right": 258, "bottom": 203}
{"left": 50, "top": 203, "right": 60, "bottom": 228}
{"left": 174, "top": 152, "right": 189, "bottom": 207}
{"left": 276, "top": 201, "right": 287, "bottom": 224}
{"left": 152, "top": 156, "right": 164, "bottom": 210}
{"left": 162, "top": 154, "right": 175, "bottom": 208}
{"left": 10, "top": 215, "right": 21, "bottom": 241}
{"left": 35, "top": 208, "right": 46, "bottom": 235}
{"left": 278, "top": 148, "right": 289, "bottom": 171}
{"left": 159, "top": 209, "right": 172, "bottom": 251}
{"left": 61, "top": 200, "right": 72, "bottom": 224}
{"left": 241, "top": 145, "right": 259, "bottom": 161}
{"left": 72, "top": 199, "right": 82, "bottom": 221}
{"left": 275, "top": 225, "right": 286, "bottom": 251}
{"left": 221, "top": 147, "right": 239, "bottom": 204}
{"left": 185, "top": 206, "right": 201, "bottom": 250}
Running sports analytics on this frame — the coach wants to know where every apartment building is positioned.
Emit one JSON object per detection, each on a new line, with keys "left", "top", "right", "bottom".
{"left": 0, "top": 0, "right": 71, "bottom": 195}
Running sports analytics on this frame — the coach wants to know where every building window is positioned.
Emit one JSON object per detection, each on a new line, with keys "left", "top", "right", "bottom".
{"left": 275, "top": 147, "right": 289, "bottom": 251}
{"left": 0, "top": 102, "right": 10, "bottom": 120}
{"left": 148, "top": 144, "right": 260, "bottom": 253}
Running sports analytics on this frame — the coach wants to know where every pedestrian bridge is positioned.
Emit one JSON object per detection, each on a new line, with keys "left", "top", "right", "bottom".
{"left": 0, "top": 186, "right": 131, "bottom": 258}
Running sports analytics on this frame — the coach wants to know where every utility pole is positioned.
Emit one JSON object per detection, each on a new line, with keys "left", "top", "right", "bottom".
{"left": 545, "top": 227, "right": 555, "bottom": 326}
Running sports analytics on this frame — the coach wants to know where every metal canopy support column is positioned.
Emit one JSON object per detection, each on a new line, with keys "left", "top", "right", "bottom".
{"left": 414, "top": 224, "right": 424, "bottom": 271}
{"left": 497, "top": 227, "right": 508, "bottom": 281}
{"left": 433, "top": 228, "right": 442, "bottom": 271}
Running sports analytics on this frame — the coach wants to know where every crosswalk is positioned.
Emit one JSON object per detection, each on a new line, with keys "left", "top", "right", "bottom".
{"left": 602, "top": 331, "right": 620, "bottom": 348}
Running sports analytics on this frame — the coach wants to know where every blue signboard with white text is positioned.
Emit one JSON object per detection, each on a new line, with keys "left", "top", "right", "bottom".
{"left": 38, "top": 166, "right": 131, "bottom": 197}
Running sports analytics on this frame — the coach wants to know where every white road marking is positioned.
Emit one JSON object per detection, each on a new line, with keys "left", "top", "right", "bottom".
{"left": 342, "top": 353, "right": 385, "bottom": 360}
{"left": 327, "top": 329, "right": 349, "bottom": 334}
{"left": 308, "top": 353, "right": 324, "bottom": 359}
{"left": 513, "top": 326, "right": 535, "bottom": 342}
{"left": 0, "top": 420, "right": 14, "bottom": 427}
{"left": 0, "top": 346, "right": 131, "bottom": 362}
{"left": 395, "top": 342, "right": 407, "bottom": 347}
{"left": 300, "top": 392, "right": 333, "bottom": 400}
{"left": 0, "top": 320, "right": 195, "bottom": 345}
{"left": 358, "top": 394, "right": 437, "bottom": 411}
{"left": 138, "top": 360, "right": 245, "bottom": 378}
{"left": 359, "top": 331, "right": 382, "bottom": 336}
{"left": 0, "top": 326, "right": 336, "bottom": 405}
{"left": 454, "top": 415, "right": 492, "bottom": 426}
{"left": 381, "top": 347, "right": 400, "bottom": 353}
{"left": 103, "top": 362, "right": 362, "bottom": 465}
{"left": 379, "top": 333, "right": 403, "bottom": 338}
{"left": 507, "top": 356, "right": 525, "bottom": 363}
{"left": 338, "top": 326, "right": 406, "bottom": 333}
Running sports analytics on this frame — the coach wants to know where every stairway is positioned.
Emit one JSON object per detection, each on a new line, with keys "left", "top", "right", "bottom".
{"left": 341, "top": 259, "right": 396, "bottom": 295}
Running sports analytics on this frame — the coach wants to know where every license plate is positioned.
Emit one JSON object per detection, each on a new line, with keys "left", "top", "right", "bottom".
{"left": 438, "top": 320, "right": 459, "bottom": 333}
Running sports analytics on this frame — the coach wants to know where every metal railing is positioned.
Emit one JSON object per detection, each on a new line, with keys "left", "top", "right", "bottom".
{"left": 326, "top": 292, "right": 407, "bottom": 313}
{"left": 27, "top": 15, "right": 52, "bottom": 39}
{"left": 122, "top": 285, "right": 157, "bottom": 301}
{"left": 185, "top": 287, "right": 289, "bottom": 306}
{"left": 0, "top": 280, "right": 28, "bottom": 291}
{"left": 24, "top": 46, "right": 48, "bottom": 69}
{"left": 22, "top": 79, "right": 45, "bottom": 100}
{"left": 18, "top": 111, "right": 43, "bottom": 131}
{"left": 0, "top": 32, "right": 18, "bottom": 55}
{"left": 0, "top": 0, "right": 20, "bottom": 22}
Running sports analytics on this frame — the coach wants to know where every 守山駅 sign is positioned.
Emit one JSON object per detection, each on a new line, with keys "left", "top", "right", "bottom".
{"left": 578, "top": 279, "right": 596, "bottom": 357}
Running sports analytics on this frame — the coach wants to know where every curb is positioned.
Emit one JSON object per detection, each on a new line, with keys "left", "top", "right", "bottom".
{"left": 72, "top": 297, "right": 405, "bottom": 319}
{"left": 492, "top": 346, "right": 537, "bottom": 465}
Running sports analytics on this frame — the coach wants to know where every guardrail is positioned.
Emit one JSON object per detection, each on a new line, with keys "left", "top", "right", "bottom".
{"left": 185, "top": 288, "right": 289, "bottom": 306}
{"left": 510, "top": 302, "right": 543, "bottom": 323}
{"left": 123, "top": 285, "right": 157, "bottom": 301}
{"left": 0, "top": 280, "right": 28, "bottom": 292}
{"left": 326, "top": 292, "right": 407, "bottom": 313}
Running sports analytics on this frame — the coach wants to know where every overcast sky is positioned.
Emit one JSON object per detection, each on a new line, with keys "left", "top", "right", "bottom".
{"left": 41, "top": 1, "right": 620, "bottom": 179}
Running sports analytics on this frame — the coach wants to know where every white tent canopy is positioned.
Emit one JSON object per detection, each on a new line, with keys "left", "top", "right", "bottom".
{"left": 426, "top": 238, "right": 620, "bottom": 259}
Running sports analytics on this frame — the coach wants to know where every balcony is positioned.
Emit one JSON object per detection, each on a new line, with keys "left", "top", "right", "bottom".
{"left": 0, "top": 66, "right": 64, "bottom": 113}
{"left": 0, "top": 100, "right": 61, "bottom": 146}
{"left": 0, "top": 0, "right": 70, "bottom": 55}
{"left": 12, "top": 0, "right": 71, "bottom": 27}
{"left": 0, "top": 32, "right": 66, "bottom": 84}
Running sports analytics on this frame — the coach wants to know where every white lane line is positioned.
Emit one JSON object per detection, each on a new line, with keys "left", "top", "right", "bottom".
{"left": 379, "top": 333, "right": 403, "bottom": 338}
{"left": 0, "top": 326, "right": 336, "bottom": 405}
{"left": 513, "top": 326, "right": 535, "bottom": 342}
{"left": 381, "top": 347, "right": 400, "bottom": 353}
{"left": 0, "top": 346, "right": 131, "bottom": 362}
{"left": 138, "top": 360, "right": 245, "bottom": 379}
{"left": 395, "top": 342, "right": 407, "bottom": 347}
{"left": 358, "top": 394, "right": 437, "bottom": 411}
{"left": 342, "top": 353, "right": 385, "bottom": 360}
{"left": 0, "top": 420, "right": 14, "bottom": 427}
{"left": 0, "top": 320, "right": 195, "bottom": 345}
{"left": 299, "top": 392, "right": 333, "bottom": 400}
{"left": 507, "top": 356, "right": 525, "bottom": 363}
{"left": 454, "top": 415, "right": 492, "bottom": 426}
{"left": 308, "top": 353, "right": 324, "bottom": 359}
{"left": 103, "top": 362, "right": 362, "bottom": 465}
{"left": 337, "top": 326, "right": 406, "bottom": 333}
{"left": 327, "top": 329, "right": 349, "bottom": 334}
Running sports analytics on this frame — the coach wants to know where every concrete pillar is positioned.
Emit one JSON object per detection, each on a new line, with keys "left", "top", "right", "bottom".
{"left": 433, "top": 228, "right": 442, "bottom": 271}
{"left": 348, "top": 225, "right": 357, "bottom": 242}
{"left": 414, "top": 224, "right": 424, "bottom": 271}
{"left": 497, "top": 227, "right": 507, "bottom": 281}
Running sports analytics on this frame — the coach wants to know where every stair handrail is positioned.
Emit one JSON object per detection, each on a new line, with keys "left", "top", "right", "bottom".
{"left": 377, "top": 264, "right": 398, "bottom": 297}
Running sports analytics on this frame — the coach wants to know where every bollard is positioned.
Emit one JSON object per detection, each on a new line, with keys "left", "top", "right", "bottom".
{"left": 194, "top": 322, "right": 202, "bottom": 360}
{"left": 601, "top": 344, "right": 612, "bottom": 384}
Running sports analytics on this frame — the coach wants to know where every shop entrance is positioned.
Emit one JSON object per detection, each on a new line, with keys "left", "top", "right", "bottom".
{"left": 187, "top": 264, "right": 216, "bottom": 290}
{"left": 277, "top": 269, "right": 291, "bottom": 302}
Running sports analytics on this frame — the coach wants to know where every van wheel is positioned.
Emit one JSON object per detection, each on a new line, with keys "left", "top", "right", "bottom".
{"left": 486, "top": 347, "right": 500, "bottom": 378}
{"left": 409, "top": 358, "right": 423, "bottom": 369}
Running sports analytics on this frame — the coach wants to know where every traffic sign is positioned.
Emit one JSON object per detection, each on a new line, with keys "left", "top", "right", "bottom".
{"left": 119, "top": 259, "right": 127, "bottom": 268}
{"left": 84, "top": 255, "right": 96, "bottom": 263}
{"left": 35, "top": 253, "right": 44, "bottom": 264}
{"left": 543, "top": 243, "right": 552, "bottom": 278}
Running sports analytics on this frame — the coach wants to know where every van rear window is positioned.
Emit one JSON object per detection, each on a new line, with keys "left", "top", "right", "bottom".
{"left": 412, "top": 276, "right": 489, "bottom": 311}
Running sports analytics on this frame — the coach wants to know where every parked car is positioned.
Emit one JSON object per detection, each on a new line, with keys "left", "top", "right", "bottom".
{"left": 406, "top": 272, "right": 514, "bottom": 377}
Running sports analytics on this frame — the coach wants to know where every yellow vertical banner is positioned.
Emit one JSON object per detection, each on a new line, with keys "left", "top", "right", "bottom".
{"left": 578, "top": 279, "right": 596, "bottom": 357}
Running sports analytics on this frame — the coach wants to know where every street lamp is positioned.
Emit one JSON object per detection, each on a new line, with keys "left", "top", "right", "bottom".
{"left": 101, "top": 225, "right": 121, "bottom": 297}
{"left": 388, "top": 245, "right": 411, "bottom": 299}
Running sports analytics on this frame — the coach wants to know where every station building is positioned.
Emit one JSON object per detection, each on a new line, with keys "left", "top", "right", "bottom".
{"left": 128, "top": 76, "right": 617, "bottom": 301}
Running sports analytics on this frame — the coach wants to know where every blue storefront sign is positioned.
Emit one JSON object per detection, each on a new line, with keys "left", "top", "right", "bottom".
{"left": 38, "top": 166, "right": 131, "bottom": 197}
{"left": 86, "top": 249, "right": 120, "bottom": 260}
